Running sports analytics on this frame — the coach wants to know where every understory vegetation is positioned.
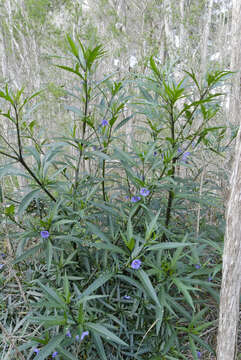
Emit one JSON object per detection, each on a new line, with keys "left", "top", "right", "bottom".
{"left": 0, "top": 35, "right": 233, "bottom": 360}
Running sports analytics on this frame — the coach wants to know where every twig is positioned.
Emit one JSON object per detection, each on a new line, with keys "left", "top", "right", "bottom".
{"left": 0, "top": 322, "right": 25, "bottom": 360}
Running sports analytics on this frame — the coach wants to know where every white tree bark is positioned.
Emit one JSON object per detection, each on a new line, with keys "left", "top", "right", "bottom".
{"left": 201, "top": 0, "right": 214, "bottom": 75}
{"left": 179, "top": 0, "right": 185, "bottom": 49}
{"left": 216, "top": 1, "right": 241, "bottom": 359}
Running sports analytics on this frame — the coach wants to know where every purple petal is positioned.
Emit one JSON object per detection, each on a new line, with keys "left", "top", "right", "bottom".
{"left": 80, "top": 331, "right": 89, "bottom": 341}
{"left": 131, "top": 196, "right": 141, "bottom": 203}
{"left": 40, "top": 230, "right": 49, "bottom": 238}
{"left": 131, "top": 259, "right": 141, "bottom": 269}
{"left": 140, "top": 188, "right": 150, "bottom": 196}
{"left": 101, "top": 119, "right": 108, "bottom": 127}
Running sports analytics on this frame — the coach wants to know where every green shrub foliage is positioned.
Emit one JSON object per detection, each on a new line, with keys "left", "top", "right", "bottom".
{"left": 0, "top": 35, "right": 231, "bottom": 359}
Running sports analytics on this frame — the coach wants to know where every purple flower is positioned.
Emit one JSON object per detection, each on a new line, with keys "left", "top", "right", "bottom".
{"left": 182, "top": 151, "right": 190, "bottom": 163}
{"left": 1, "top": 253, "right": 6, "bottom": 258}
{"left": 75, "top": 334, "right": 80, "bottom": 340}
{"left": 178, "top": 147, "right": 182, "bottom": 154}
{"left": 101, "top": 119, "right": 108, "bottom": 127}
{"left": 34, "top": 348, "right": 40, "bottom": 354}
{"left": 80, "top": 331, "right": 89, "bottom": 341}
{"left": 208, "top": 276, "right": 212, "bottom": 282}
{"left": 131, "top": 259, "right": 142, "bottom": 269}
{"left": 131, "top": 196, "right": 141, "bottom": 203}
{"left": 52, "top": 351, "right": 58, "bottom": 358}
{"left": 140, "top": 188, "right": 150, "bottom": 197}
{"left": 40, "top": 230, "right": 49, "bottom": 238}
{"left": 0, "top": 264, "right": 4, "bottom": 270}
{"left": 153, "top": 151, "right": 157, "bottom": 156}
{"left": 123, "top": 295, "right": 131, "bottom": 300}
{"left": 197, "top": 351, "right": 201, "bottom": 358}
{"left": 125, "top": 196, "right": 129, "bottom": 200}
{"left": 66, "top": 330, "right": 71, "bottom": 337}
{"left": 195, "top": 264, "right": 201, "bottom": 269}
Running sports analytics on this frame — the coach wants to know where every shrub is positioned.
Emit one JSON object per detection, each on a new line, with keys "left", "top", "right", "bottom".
{"left": 0, "top": 35, "right": 231, "bottom": 359}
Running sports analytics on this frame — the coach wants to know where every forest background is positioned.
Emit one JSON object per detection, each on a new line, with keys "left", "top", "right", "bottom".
{"left": 0, "top": 1, "right": 240, "bottom": 360}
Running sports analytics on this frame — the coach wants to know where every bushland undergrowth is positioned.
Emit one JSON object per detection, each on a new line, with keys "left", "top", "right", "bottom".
{"left": 0, "top": 35, "right": 233, "bottom": 360}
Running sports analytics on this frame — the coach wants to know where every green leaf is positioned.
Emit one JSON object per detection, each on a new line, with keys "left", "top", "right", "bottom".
{"left": 86, "top": 222, "right": 111, "bottom": 243}
{"left": 172, "top": 278, "right": 195, "bottom": 311}
{"left": 54, "top": 65, "right": 84, "bottom": 80}
{"left": 5, "top": 204, "right": 15, "bottom": 216}
{"left": 77, "top": 295, "right": 107, "bottom": 305}
{"left": 92, "top": 241, "right": 126, "bottom": 255}
{"left": 86, "top": 323, "right": 128, "bottom": 347}
{"left": 114, "top": 115, "right": 133, "bottom": 133}
{"left": 17, "top": 189, "right": 40, "bottom": 217}
{"left": 81, "top": 273, "right": 112, "bottom": 298}
{"left": 150, "top": 56, "right": 161, "bottom": 79}
{"left": 24, "top": 146, "right": 41, "bottom": 167}
{"left": 86, "top": 44, "right": 105, "bottom": 70}
{"left": 92, "top": 333, "right": 108, "bottom": 360}
{"left": 126, "top": 217, "right": 135, "bottom": 250}
{"left": 63, "top": 272, "right": 70, "bottom": 303}
{"left": 145, "top": 210, "right": 160, "bottom": 242}
{"left": 0, "top": 164, "right": 28, "bottom": 179}
{"left": 137, "top": 270, "right": 161, "bottom": 307}
{"left": 190, "top": 333, "right": 216, "bottom": 354}
{"left": 46, "top": 239, "right": 53, "bottom": 273}
{"left": 13, "top": 244, "right": 42, "bottom": 264}
{"left": 165, "top": 294, "right": 192, "bottom": 321}
{"left": 57, "top": 347, "right": 79, "bottom": 360}
{"left": 189, "top": 336, "right": 199, "bottom": 360}
{"left": 147, "top": 242, "right": 193, "bottom": 251}
{"left": 64, "top": 105, "right": 84, "bottom": 117}
{"left": 37, "top": 282, "right": 66, "bottom": 308}
{"left": 155, "top": 304, "right": 164, "bottom": 335}
{"left": 66, "top": 34, "right": 79, "bottom": 58}
{"left": 34, "top": 334, "right": 65, "bottom": 360}
{"left": 113, "top": 147, "right": 138, "bottom": 167}
{"left": 29, "top": 315, "right": 67, "bottom": 326}
{"left": 117, "top": 274, "right": 144, "bottom": 292}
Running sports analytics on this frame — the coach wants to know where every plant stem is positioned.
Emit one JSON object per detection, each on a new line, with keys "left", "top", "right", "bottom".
{"left": 13, "top": 104, "right": 57, "bottom": 202}
{"left": 20, "top": 157, "right": 57, "bottom": 202}
{"left": 73, "top": 72, "right": 89, "bottom": 200}
{"left": 102, "top": 158, "right": 106, "bottom": 201}
{"left": 162, "top": 105, "right": 176, "bottom": 241}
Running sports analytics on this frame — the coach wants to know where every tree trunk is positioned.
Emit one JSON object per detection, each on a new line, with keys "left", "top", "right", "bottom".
{"left": 216, "top": 1, "right": 241, "bottom": 359}
{"left": 201, "top": 0, "right": 214, "bottom": 75}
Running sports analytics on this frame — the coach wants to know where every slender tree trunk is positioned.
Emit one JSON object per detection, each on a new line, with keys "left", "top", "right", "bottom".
{"left": 216, "top": 1, "right": 241, "bottom": 359}
{"left": 201, "top": 0, "right": 214, "bottom": 75}
{"left": 179, "top": 0, "right": 185, "bottom": 46}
